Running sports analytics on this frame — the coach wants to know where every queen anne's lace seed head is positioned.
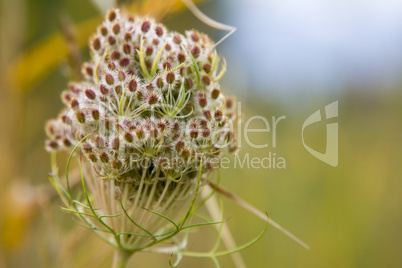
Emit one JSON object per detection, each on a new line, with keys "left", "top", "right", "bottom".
{"left": 46, "top": 8, "right": 238, "bottom": 182}
{"left": 47, "top": 11, "right": 239, "bottom": 250}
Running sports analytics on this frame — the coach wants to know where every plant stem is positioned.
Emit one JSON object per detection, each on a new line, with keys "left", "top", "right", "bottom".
{"left": 112, "top": 250, "right": 132, "bottom": 268}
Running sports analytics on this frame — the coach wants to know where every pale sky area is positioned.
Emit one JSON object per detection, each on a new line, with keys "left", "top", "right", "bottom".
{"left": 218, "top": 0, "right": 402, "bottom": 95}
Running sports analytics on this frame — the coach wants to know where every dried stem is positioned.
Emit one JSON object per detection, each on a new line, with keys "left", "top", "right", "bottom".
{"left": 202, "top": 185, "right": 247, "bottom": 268}
{"left": 207, "top": 181, "right": 310, "bottom": 250}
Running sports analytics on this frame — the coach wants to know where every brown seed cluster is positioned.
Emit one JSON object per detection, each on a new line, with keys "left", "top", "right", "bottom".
{"left": 46, "top": 8, "right": 238, "bottom": 182}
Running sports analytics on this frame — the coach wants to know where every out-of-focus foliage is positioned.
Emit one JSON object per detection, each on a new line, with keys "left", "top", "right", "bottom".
{"left": 8, "top": 17, "right": 102, "bottom": 91}
{"left": 7, "top": 0, "right": 204, "bottom": 92}
{"left": 1, "top": 0, "right": 402, "bottom": 267}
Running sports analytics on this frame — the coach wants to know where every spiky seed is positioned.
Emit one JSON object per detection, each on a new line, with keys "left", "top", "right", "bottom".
{"left": 124, "top": 132, "right": 134, "bottom": 143}
{"left": 155, "top": 26, "right": 163, "bottom": 36}
{"left": 85, "top": 89, "right": 96, "bottom": 100}
{"left": 100, "top": 26, "right": 108, "bottom": 36}
{"left": 111, "top": 137, "right": 120, "bottom": 150}
{"left": 112, "top": 23, "right": 120, "bottom": 35}
{"left": 211, "top": 88, "right": 220, "bottom": 99}
{"left": 107, "top": 9, "right": 117, "bottom": 21}
{"left": 166, "top": 72, "right": 175, "bottom": 84}
{"left": 76, "top": 111, "right": 86, "bottom": 123}
{"left": 108, "top": 36, "right": 116, "bottom": 45}
{"left": 92, "top": 38, "right": 101, "bottom": 51}
{"left": 105, "top": 74, "right": 114, "bottom": 85}
{"left": 141, "top": 21, "right": 150, "bottom": 33}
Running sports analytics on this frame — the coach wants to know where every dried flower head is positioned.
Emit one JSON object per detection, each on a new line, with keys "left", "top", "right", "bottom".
{"left": 46, "top": 7, "right": 241, "bottom": 263}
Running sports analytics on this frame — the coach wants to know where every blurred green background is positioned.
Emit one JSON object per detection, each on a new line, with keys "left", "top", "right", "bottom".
{"left": 1, "top": 0, "right": 401, "bottom": 267}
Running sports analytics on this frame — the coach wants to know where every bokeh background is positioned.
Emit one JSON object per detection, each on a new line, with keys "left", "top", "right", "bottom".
{"left": 1, "top": 0, "right": 401, "bottom": 267}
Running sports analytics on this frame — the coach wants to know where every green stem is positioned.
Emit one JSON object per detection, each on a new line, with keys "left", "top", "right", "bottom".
{"left": 112, "top": 250, "right": 132, "bottom": 268}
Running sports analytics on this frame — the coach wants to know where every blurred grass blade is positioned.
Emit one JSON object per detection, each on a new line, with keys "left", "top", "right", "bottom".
{"left": 8, "top": 16, "right": 102, "bottom": 92}
{"left": 207, "top": 181, "right": 310, "bottom": 250}
{"left": 58, "top": 15, "right": 83, "bottom": 80}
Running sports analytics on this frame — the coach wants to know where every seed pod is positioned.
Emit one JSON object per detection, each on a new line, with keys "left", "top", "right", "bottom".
{"left": 108, "top": 36, "right": 116, "bottom": 45}
{"left": 211, "top": 88, "right": 220, "bottom": 99}
{"left": 118, "top": 70, "right": 126, "bottom": 81}
{"left": 112, "top": 159, "right": 122, "bottom": 170}
{"left": 123, "top": 43, "right": 131, "bottom": 54}
{"left": 155, "top": 26, "right": 164, "bottom": 36}
{"left": 124, "top": 132, "right": 134, "bottom": 143}
{"left": 175, "top": 140, "right": 185, "bottom": 152}
{"left": 92, "top": 38, "right": 101, "bottom": 51}
{"left": 112, "top": 23, "right": 120, "bottom": 35}
{"left": 141, "top": 21, "right": 151, "bottom": 33}
{"left": 191, "top": 46, "right": 200, "bottom": 58}
{"left": 214, "top": 110, "right": 223, "bottom": 122}
{"left": 202, "top": 128, "right": 211, "bottom": 138}
{"left": 85, "top": 89, "right": 96, "bottom": 100}
{"left": 189, "top": 129, "right": 198, "bottom": 139}
{"left": 166, "top": 72, "right": 175, "bottom": 84}
{"left": 100, "top": 26, "right": 108, "bottom": 36}
{"left": 99, "top": 152, "right": 110, "bottom": 163}
{"left": 76, "top": 111, "right": 86, "bottom": 123}
{"left": 105, "top": 74, "right": 114, "bottom": 85}
{"left": 111, "top": 51, "right": 121, "bottom": 60}
{"left": 92, "top": 109, "right": 100, "bottom": 120}
{"left": 107, "top": 9, "right": 117, "bottom": 22}
{"left": 128, "top": 79, "right": 138, "bottom": 93}
{"left": 111, "top": 137, "right": 120, "bottom": 151}
{"left": 201, "top": 75, "right": 211, "bottom": 86}
{"left": 119, "top": 58, "right": 130, "bottom": 67}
